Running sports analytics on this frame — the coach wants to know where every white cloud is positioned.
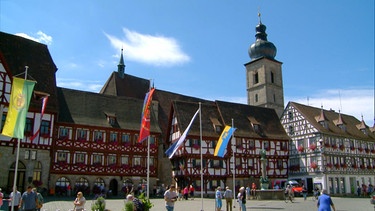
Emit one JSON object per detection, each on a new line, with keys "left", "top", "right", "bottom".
{"left": 286, "top": 88, "right": 374, "bottom": 126}
{"left": 15, "top": 31, "right": 53, "bottom": 45}
{"left": 57, "top": 78, "right": 103, "bottom": 93}
{"left": 105, "top": 28, "right": 190, "bottom": 67}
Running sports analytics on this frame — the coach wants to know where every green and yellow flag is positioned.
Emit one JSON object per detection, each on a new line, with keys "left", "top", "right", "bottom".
{"left": 2, "top": 77, "right": 36, "bottom": 139}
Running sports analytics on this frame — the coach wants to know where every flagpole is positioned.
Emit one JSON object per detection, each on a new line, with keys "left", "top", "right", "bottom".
{"left": 146, "top": 79, "right": 152, "bottom": 199}
{"left": 11, "top": 66, "right": 29, "bottom": 211}
{"left": 199, "top": 102, "right": 203, "bottom": 211}
{"left": 232, "top": 118, "right": 236, "bottom": 203}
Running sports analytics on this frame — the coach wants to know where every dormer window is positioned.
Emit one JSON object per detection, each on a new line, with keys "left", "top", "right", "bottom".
{"left": 210, "top": 117, "right": 222, "bottom": 133}
{"left": 356, "top": 119, "right": 368, "bottom": 135}
{"left": 104, "top": 112, "right": 117, "bottom": 125}
{"left": 248, "top": 116, "right": 263, "bottom": 135}
{"left": 334, "top": 113, "right": 346, "bottom": 132}
{"left": 315, "top": 107, "right": 329, "bottom": 129}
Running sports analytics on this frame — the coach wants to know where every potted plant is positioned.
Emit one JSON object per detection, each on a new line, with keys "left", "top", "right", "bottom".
{"left": 309, "top": 143, "right": 316, "bottom": 150}
{"left": 298, "top": 145, "right": 304, "bottom": 152}
{"left": 91, "top": 196, "right": 105, "bottom": 211}
{"left": 311, "top": 162, "right": 317, "bottom": 169}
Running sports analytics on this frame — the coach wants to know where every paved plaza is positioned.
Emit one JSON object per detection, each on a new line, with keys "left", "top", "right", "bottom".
{"left": 3, "top": 196, "right": 371, "bottom": 211}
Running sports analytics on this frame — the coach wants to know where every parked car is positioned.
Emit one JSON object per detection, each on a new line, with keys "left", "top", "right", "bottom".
{"left": 287, "top": 180, "right": 303, "bottom": 196}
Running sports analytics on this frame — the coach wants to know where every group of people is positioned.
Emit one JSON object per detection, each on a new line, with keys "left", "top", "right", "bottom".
{"left": 0, "top": 186, "right": 44, "bottom": 211}
{"left": 216, "top": 186, "right": 247, "bottom": 211}
{"left": 357, "top": 183, "right": 374, "bottom": 197}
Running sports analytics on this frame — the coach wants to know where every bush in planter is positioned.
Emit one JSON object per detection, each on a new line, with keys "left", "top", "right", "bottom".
{"left": 138, "top": 192, "right": 153, "bottom": 211}
{"left": 91, "top": 196, "right": 106, "bottom": 211}
{"left": 124, "top": 201, "right": 134, "bottom": 211}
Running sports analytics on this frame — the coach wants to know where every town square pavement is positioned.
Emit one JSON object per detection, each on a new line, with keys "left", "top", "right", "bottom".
{"left": 4, "top": 196, "right": 372, "bottom": 211}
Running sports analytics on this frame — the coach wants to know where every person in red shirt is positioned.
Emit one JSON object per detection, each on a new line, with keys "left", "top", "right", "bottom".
{"left": 189, "top": 185, "right": 195, "bottom": 200}
{"left": 251, "top": 183, "right": 257, "bottom": 197}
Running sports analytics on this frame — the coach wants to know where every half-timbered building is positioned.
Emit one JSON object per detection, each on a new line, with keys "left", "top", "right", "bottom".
{"left": 281, "top": 101, "right": 375, "bottom": 195}
{"left": 0, "top": 31, "right": 58, "bottom": 194}
{"left": 167, "top": 100, "right": 290, "bottom": 194}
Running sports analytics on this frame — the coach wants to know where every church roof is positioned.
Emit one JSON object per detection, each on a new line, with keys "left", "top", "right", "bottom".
{"left": 99, "top": 71, "right": 150, "bottom": 99}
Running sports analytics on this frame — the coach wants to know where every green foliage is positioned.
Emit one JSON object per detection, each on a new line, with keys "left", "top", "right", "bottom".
{"left": 124, "top": 201, "right": 134, "bottom": 211}
{"left": 91, "top": 196, "right": 106, "bottom": 211}
{"left": 138, "top": 193, "right": 153, "bottom": 211}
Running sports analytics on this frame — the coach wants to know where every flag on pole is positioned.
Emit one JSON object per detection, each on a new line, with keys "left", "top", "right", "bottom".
{"left": 165, "top": 108, "right": 200, "bottom": 159}
{"left": 214, "top": 125, "right": 236, "bottom": 157}
{"left": 2, "top": 77, "right": 36, "bottom": 139}
{"left": 138, "top": 88, "right": 155, "bottom": 143}
{"left": 30, "top": 96, "right": 49, "bottom": 141}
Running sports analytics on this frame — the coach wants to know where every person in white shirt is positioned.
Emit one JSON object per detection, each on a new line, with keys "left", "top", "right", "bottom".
{"left": 8, "top": 187, "right": 22, "bottom": 211}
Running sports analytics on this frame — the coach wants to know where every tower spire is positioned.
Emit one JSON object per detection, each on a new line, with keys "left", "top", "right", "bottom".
{"left": 118, "top": 48, "right": 126, "bottom": 79}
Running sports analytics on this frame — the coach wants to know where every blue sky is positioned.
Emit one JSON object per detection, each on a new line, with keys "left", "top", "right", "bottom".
{"left": 1, "top": 0, "right": 374, "bottom": 126}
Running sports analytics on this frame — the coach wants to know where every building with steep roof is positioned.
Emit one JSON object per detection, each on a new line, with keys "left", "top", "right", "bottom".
{"left": 281, "top": 101, "right": 375, "bottom": 195}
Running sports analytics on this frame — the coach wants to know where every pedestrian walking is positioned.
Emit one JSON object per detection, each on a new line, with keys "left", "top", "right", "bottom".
{"left": 215, "top": 186, "right": 222, "bottom": 211}
{"left": 189, "top": 185, "right": 195, "bottom": 200}
{"left": 317, "top": 189, "right": 336, "bottom": 211}
{"left": 8, "top": 187, "right": 21, "bottom": 211}
{"left": 164, "top": 184, "right": 178, "bottom": 211}
{"left": 19, "top": 186, "right": 38, "bottom": 211}
{"left": 238, "top": 187, "right": 246, "bottom": 211}
{"left": 183, "top": 186, "right": 189, "bottom": 200}
{"left": 223, "top": 186, "right": 233, "bottom": 211}
{"left": 302, "top": 185, "right": 307, "bottom": 201}
{"left": 33, "top": 188, "right": 44, "bottom": 211}
{"left": 73, "top": 191, "right": 86, "bottom": 211}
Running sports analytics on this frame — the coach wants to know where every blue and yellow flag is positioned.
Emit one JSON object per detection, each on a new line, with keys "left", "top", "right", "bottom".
{"left": 214, "top": 125, "right": 236, "bottom": 157}
{"left": 2, "top": 77, "right": 36, "bottom": 139}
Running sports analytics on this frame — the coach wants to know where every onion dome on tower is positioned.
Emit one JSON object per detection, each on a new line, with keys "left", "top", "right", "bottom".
{"left": 249, "top": 13, "right": 277, "bottom": 61}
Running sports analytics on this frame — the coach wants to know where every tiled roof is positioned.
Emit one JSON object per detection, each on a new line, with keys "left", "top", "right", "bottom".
{"left": 216, "top": 100, "right": 290, "bottom": 140}
{"left": 289, "top": 101, "right": 375, "bottom": 141}
{"left": 57, "top": 87, "right": 161, "bottom": 133}
{"left": 0, "top": 31, "right": 59, "bottom": 112}
{"left": 99, "top": 72, "right": 150, "bottom": 99}
{"left": 169, "top": 100, "right": 290, "bottom": 141}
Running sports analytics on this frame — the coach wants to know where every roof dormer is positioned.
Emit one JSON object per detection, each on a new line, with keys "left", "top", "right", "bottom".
{"left": 248, "top": 116, "right": 263, "bottom": 136}
{"left": 315, "top": 106, "right": 328, "bottom": 129}
{"left": 356, "top": 116, "right": 368, "bottom": 135}
{"left": 104, "top": 112, "right": 117, "bottom": 126}
{"left": 210, "top": 117, "right": 222, "bottom": 133}
{"left": 333, "top": 112, "right": 346, "bottom": 132}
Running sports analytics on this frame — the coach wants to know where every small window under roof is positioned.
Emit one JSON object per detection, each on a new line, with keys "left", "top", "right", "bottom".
{"left": 210, "top": 117, "right": 222, "bottom": 133}
{"left": 104, "top": 112, "right": 117, "bottom": 125}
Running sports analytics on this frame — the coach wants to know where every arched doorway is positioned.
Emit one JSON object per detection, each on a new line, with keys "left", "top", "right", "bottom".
{"left": 109, "top": 179, "right": 118, "bottom": 196}
{"left": 8, "top": 161, "right": 26, "bottom": 193}
{"left": 55, "top": 176, "right": 70, "bottom": 196}
{"left": 74, "top": 177, "right": 89, "bottom": 196}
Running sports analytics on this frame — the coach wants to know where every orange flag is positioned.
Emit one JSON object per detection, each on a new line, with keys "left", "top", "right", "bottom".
{"left": 138, "top": 88, "right": 155, "bottom": 143}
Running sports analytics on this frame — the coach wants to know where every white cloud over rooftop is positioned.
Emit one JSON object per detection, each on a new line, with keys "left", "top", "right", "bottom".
{"left": 105, "top": 28, "right": 190, "bottom": 67}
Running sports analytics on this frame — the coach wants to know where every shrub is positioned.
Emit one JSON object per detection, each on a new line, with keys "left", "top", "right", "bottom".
{"left": 124, "top": 201, "right": 134, "bottom": 211}
{"left": 91, "top": 196, "right": 106, "bottom": 211}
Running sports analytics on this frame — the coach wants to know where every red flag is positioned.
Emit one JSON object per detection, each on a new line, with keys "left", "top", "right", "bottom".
{"left": 138, "top": 88, "right": 155, "bottom": 143}
{"left": 30, "top": 96, "right": 48, "bottom": 141}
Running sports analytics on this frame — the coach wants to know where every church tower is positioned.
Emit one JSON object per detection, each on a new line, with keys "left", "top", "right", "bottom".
{"left": 245, "top": 13, "right": 284, "bottom": 117}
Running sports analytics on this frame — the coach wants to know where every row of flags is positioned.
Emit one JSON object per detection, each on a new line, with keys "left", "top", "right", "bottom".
{"left": 1, "top": 77, "right": 235, "bottom": 158}
{"left": 137, "top": 88, "right": 236, "bottom": 159}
